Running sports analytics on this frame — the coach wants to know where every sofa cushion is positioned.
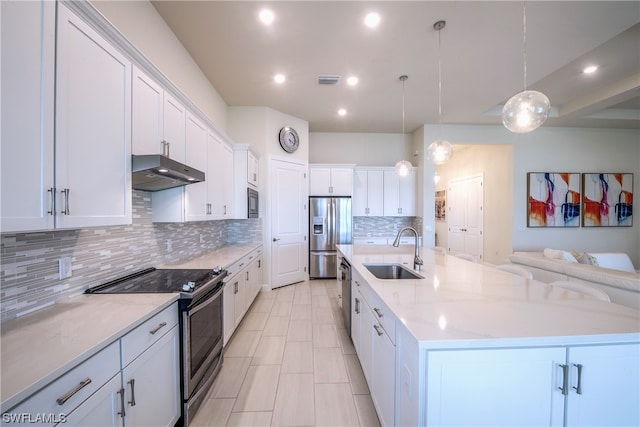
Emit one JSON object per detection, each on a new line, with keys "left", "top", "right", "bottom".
{"left": 543, "top": 248, "right": 578, "bottom": 263}
{"left": 510, "top": 252, "right": 572, "bottom": 274}
{"left": 589, "top": 253, "right": 636, "bottom": 273}
{"left": 570, "top": 250, "right": 599, "bottom": 266}
{"left": 565, "top": 263, "right": 640, "bottom": 292}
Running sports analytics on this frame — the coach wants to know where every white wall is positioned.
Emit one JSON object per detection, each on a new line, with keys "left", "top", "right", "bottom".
{"left": 512, "top": 127, "right": 640, "bottom": 266}
{"left": 309, "top": 132, "right": 413, "bottom": 166}
{"left": 423, "top": 124, "right": 640, "bottom": 267}
{"left": 91, "top": 0, "right": 228, "bottom": 131}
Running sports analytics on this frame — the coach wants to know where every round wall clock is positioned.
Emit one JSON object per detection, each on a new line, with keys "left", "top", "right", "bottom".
{"left": 278, "top": 126, "right": 299, "bottom": 153}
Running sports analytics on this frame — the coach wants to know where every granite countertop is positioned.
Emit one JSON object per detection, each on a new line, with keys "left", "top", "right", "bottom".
{"left": 1, "top": 242, "right": 262, "bottom": 411}
{"left": 338, "top": 244, "right": 640, "bottom": 348}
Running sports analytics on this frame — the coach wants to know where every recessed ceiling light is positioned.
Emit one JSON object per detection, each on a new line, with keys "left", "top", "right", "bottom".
{"left": 364, "top": 12, "right": 381, "bottom": 28}
{"left": 346, "top": 76, "right": 359, "bottom": 86}
{"left": 338, "top": 109, "right": 347, "bottom": 116}
{"left": 259, "top": 9, "right": 275, "bottom": 25}
{"left": 274, "top": 74, "right": 286, "bottom": 84}
{"left": 583, "top": 65, "right": 598, "bottom": 74}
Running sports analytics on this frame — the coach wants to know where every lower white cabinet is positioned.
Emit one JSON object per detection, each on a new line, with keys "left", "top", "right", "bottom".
{"left": 223, "top": 248, "right": 263, "bottom": 345}
{"left": 4, "top": 304, "right": 180, "bottom": 427}
{"left": 423, "top": 343, "right": 640, "bottom": 427}
{"left": 120, "top": 326, "right": 180, "bottom": 427}
{"left": 351, "top": 269, "right": 396, "bottom": 427}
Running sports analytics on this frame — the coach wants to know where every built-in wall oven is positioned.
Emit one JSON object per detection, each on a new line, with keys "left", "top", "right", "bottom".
{"left": 85, "top": 267, "right": 227, "bottom": 426}
{"left": 248, "top": 187, "right": 259, "bottom": 218}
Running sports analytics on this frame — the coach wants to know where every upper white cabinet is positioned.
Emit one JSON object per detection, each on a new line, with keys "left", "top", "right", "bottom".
{"left": 1, "top": 0, "right": 56, "bottom": 232}
{"left": 184, "top": 112, "right": 209, "bottom": 221}
{"left": 208, "top": 131, "right": 234, "bottom": 219}
{"left": 383, "top": 168, "right": 416, "bottom": 216}
{"left": 132, "top": 67, "right": 186, "bottom": 163}
{"left": 234, "top": 145, "right": 259, "bottom": 219}
{"left": 309, "top": 165, "right": 353, "bottom": 196}
{"left": 55, "top": 4, "right": 132, "bottom": 229}
{"left": 353, "top": 169, "right": 384, "bottom": 216}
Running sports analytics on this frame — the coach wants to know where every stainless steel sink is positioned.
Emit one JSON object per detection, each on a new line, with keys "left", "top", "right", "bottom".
{"left": 363, "top": 263, "right": 424, "bottom": 280}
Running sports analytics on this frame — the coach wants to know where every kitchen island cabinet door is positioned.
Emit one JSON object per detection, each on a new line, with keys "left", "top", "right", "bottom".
{"left": 55, "top": 4, "right": 132, "bottom": 229}
{"left": 426, "top": 347, "right": 566, "bottom": 427}
{"left": 565, "top": 343, "right": 640, "bottom": 427}
{"left": 122, "top": 325, "right": 180, "bottom": 427}
{"left": 1, "top": 0, "right": 55, "bottom": 232}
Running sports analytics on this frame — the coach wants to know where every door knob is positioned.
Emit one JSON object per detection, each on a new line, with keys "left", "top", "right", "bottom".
{"left": 273, "top": 238, "right": 280, "bottom": 242}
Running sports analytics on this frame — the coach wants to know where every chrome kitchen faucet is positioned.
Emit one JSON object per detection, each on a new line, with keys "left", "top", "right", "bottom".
{"left": 392, "top": 227, "right": 423, "bottom": 271}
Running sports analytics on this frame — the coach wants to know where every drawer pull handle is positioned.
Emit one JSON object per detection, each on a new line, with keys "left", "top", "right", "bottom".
{"left": 373, "top": 308, "right": 383, "bottom": 318}
{"left": 117, "top": 387, "right": 126, "bottom": 417}
{"left": 373, "top": 324, "right": 384, "bottom": 336}
{"left": 56, "top": 377, "right": 92, "bottom": 405}
{"left": 149, "top": 322, "right": 167, "bottom": 335}
{"left": 128, "top": 379, "right": 136, "bottom": 406}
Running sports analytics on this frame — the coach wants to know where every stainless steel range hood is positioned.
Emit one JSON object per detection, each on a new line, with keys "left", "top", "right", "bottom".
{"left": 132, "top": 155, "right": 205, "bottom": 192}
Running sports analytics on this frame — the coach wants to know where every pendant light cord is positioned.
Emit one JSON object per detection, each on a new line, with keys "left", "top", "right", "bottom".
{"left": 399, "top": 74, "right": 408, "bottom": 134}
{"left": 437, "top": 25, "right": 442, "bottom": 124}
{"left": 522, "top": 1, "right": 527, "bottom": 91}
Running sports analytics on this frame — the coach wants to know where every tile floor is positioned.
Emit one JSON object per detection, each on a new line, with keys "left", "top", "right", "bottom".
{"left": 191, "top": 279, "right": 381, "bottom": 427}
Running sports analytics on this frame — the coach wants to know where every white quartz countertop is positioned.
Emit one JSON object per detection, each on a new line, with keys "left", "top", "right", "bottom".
{"left": 159, "top": 242, "right": 262, "bottom": 270}
{"left": 338, "top": 245, "right": 640, "bottom": 348}
{"left": 0, "top": 293, "right": 178, "bottom": 411}
{"left": 1, "top": 243, "right": 262, "bottom": 411}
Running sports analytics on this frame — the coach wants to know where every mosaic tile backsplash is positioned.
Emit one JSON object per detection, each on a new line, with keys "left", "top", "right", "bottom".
{"left": 353, "top": 216, "right": 422, "bottom": 238}
{"left": 0, "top": 191, "right": 262, "bottom": 322}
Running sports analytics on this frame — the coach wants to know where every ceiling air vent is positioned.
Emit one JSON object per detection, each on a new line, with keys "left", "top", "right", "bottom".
{"left": 318, "top": 75, "right": 341, "bottom": 85}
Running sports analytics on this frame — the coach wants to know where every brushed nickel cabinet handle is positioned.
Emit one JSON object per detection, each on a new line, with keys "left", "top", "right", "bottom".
{"left": 56, "top": 377, "right": 92, "bottom": 405}
{"left": 128, "top": 379, "right": 136, "bottom": 406}
{"left": 61, "top": 189, "right": 70, "bottom": 215}
{"left": 117, "top": 387, "right": 126, "bottom": 417}
{"left": 149, "top": 321, "right": 167, "bottom": 335}
{"left": 373, "top": 308, "right": 383, "bottom": 318}
{"left": 373, "top": 324, "right": 384, "bottom": 336}
{"left": 573, "top": 363, "right": 583, "bottom": 395}
{"left": 47, "top": 188, "right": 55, "bottom": 215}
{"left": 559, "top": 364, "right": 569, "bottom": 396}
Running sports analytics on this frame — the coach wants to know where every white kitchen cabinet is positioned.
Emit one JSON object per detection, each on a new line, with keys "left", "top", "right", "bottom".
{"left": 209, "top": 133, "right": 234, "bottom": 219}
{"left": 565, "top": 343, "right": 640, "bottom": 426}
{"left": 223, "top": 248, "right": 263, "bottom": 345}
{"left": 55, "top": 4, "right": 132, "bottom": 229}
{"left": 351, "top": 269, "right": 396, "bottom": 426}
{"left": 1, "top": 0, "right": 55, "bottom": 232}
{"left": 132, "top": 66, "right": 186, "bottom": 163}
{"left": 184, "top": 112, "right": 209, "bottom": 222}
{"left": 427, "top": 347, "right": 566, "bottom": 426}
{"left": 4, "top": 341, "right": 121, "bottom": 427}
{"left": 121, "top": 325, "right": 181, "bottom": 427}
{"left": 2, "top": 2, "right": 131, "bottom": 232}
{"left": 383, "top": 168, "right": 416, "bottom": 216}
{"left": 58, "top": 374, "right": 122, "bottom": 427}
{"left": 353, "top": 169, "right": 384, "bottom": 216}
{"left": 424, "top": 343, "right": 640, "bottom": 427}
{"left": 234, "top": 145, "right": 259, "bottom": 219}
{"left": 309, "top": 166, "right": 353, "bottom": 196}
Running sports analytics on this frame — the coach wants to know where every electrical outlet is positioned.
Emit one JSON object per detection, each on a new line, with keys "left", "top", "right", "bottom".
{"left": 59, "top": 257, "right": 72, "bottom": 280}
{"left": 166, "top": 239, "right": 173, "bottom": 252}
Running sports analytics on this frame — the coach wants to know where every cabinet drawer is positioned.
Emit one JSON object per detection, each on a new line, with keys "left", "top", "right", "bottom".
{"left": 5, "top": 341, "right": 120, "bottom": 425}
{"left": 121, "top": 303, "right": 178, "bottom": 367}
{"left": 369, "top": 293, "right": 395, "bottom": 344}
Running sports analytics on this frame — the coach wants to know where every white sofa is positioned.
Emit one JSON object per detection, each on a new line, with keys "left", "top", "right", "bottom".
{"left": 509, "top": 251, "right": 640, "bottom": 310}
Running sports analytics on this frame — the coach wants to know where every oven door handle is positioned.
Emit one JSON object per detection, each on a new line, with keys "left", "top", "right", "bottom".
{"left": 187, "top": 283, "right": 224, "bottom": 313}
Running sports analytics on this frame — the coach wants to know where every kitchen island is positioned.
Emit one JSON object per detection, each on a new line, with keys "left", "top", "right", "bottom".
{"left": 337, "top": 244, "right": 640, "bottom": 427}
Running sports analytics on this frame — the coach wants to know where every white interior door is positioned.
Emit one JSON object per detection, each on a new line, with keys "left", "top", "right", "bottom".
{"left": 448, "top": 175, "right": 484, "bottom": 260}
{"left": 271, "top": 158, "right": 308, "bottom": 288}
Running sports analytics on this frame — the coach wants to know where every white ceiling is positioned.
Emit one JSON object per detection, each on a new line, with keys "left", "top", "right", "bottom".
{"left": 151, "top": 1, "right": 640, "bottom": 133}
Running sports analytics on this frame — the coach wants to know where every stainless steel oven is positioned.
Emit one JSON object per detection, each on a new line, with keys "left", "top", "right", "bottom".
{"left": 248, "top": 187, "right": 259, "bottom": 218}
{"left": 180, "top": 280, "right": 224, "bottom": 425}
{"left": 85, "top": 267, "right": 227, "bottom": 427}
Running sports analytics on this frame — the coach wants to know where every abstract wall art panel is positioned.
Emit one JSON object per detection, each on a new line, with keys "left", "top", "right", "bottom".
{"left": 582, "top": 173, "right": 633, "bottom": 227}
{"left": 527, "top": 172, "right": 581, "bottom": 227}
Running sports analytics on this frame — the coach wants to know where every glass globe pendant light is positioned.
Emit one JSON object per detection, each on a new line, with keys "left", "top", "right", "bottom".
{"left": 395, "top": 75, "right": 413, "bottom": 177}
{"left": 427, "top": 20, "right": 453, "bottom": 165}
{"left": 502, "top": 2, "right": 550, "bottom": 133}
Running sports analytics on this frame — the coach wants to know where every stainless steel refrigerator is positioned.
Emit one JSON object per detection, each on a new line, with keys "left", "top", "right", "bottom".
{"left": 309, "top": 196, "right": 352, "bottom": 278}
